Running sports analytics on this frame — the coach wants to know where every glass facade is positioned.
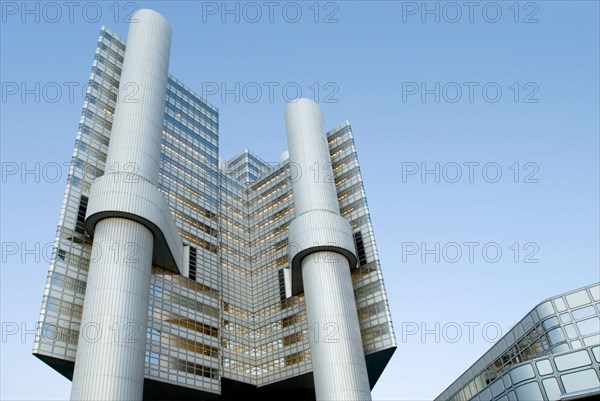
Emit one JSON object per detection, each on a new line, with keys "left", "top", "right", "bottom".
{"left": 436, "top": 283, "right": 600, "bottom": 401}
{"left": 32, "top": 26, "right": 396, "bottom": 398}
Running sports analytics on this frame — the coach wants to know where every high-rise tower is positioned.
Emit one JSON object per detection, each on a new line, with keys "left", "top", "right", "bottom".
{"left": 33, "top": 9, "right": 396, "bottom": 401}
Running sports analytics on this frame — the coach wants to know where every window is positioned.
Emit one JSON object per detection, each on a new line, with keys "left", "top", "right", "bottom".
{"left": 189, "top": 246, "right": 197, "bottom": 281}
{"left": 353, "top": 231, "right": 367, "bottom": 266}
{"left": 74, "top": 195, "right": 88, "bottom": 235}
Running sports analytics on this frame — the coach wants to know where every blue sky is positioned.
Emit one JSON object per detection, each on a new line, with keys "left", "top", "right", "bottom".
{"left": 1, "top": 1, "right": 599, "bottom": 400}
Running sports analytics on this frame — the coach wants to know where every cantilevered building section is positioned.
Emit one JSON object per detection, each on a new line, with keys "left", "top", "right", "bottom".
{"left": 437, "top": 283, "right": 600, "bottom": 401}
{"left": 32, "top": 9, "right": 396, "bottom": 401}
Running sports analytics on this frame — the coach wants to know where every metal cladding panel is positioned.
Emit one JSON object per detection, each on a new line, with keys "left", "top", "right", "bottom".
{"left": 302, "top": 252, "right": 371, "bottom": 401}
{"left": 104, "top": 9, "right": 171, "bottom": 184}
{"left": 70, "top": 218, "right": 154, "bottom": 401}
{"left": 288, "top": 210, "right": 357, "bottom": 295}
{"left": 86, "top": 173, "right": 183, "bottom": 273}
{"left": 285, "top": 99, "right": 340, "bottom": 216}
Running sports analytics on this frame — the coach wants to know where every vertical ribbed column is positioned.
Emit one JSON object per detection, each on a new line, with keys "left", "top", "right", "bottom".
{"left": 285, "top": 99, "right": 371, "bottom": 401}
{"left": 103, "top": 9, "right": 171, "bottom": 183}
{"left": 71, "top": 9, "right": 171, "bottom": 401}
{"left": 71, "top": 219, "right": 153, "bottom": 400}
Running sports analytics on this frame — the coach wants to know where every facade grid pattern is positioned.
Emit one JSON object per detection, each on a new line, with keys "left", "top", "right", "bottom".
{"left": 437, "top": 283, "right": 600, "bottom": 401}
{"left": 33, "top": 22, "right": 396, "bottom": 399}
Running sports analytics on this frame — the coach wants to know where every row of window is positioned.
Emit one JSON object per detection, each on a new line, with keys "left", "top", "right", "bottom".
{"left": 167, "top": 78, "right": 218, "bottom": 119}
{"left": 145, "top": 351, "right": 219, "bottom": 380}
{"left": 100, "top": 30, "right": 126, "bottom": 52}
{"left": 45, "top": 296, "right": 83, "bottom": 320}
{"left": 150, "top": 309, "right": 218, "bottom": 338}
{"left": 164, "top": 114, "right": 217, "bottom": 154}
{"left": 56, "top": 249, "right": 90, "bottom": 272}
{"left": 150, "top": 284, "right": 219, "bottom": 318}
{"left": 153, "top": 266, "right": 219, "bottom": 299}
{"left": 51, "top": 272, "right": 87, "bottom": 295}
{"left": 165, "top": 101, "right": 218, "bottom": 143}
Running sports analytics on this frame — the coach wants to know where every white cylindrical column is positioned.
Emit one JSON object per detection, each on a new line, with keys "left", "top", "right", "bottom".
{"left": 71, "top": 9, "right": 171, "bottom": 401}
{"left": 71, "top": 219, "right": 154, "bottom": 400}
{"left": 285, "top": 99, "right": 371, "bottom": 401}
{"left": 285, "top": 99, "right": 339, "bottom": 216}
{"left": 302, "top": 252, "right": 372, "bottom": 400}
{"left": 104, "top": 9, "right": 172, "bottom": 184}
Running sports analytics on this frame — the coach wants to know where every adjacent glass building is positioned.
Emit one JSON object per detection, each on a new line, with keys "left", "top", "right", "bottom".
{"left": 436, "top": 283, "right": 600, "bottom": 401}
{"left": 32, "top": 9, "right": 396, "bottom": 401}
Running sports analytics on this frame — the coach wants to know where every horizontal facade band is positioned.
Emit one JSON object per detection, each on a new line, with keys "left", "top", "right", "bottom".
{"left": 85, "top": 172, "right": 184, "bottom": 274}
{"left": 288, "top": 209, "right": 357, "bottom": 295}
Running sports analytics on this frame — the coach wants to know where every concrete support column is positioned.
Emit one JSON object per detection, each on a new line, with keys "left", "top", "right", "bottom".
{"left": 71, "top": 9, "right": 171, "bottom": 401}
{"left": 285, "top": 99, "right": 371, "bottom": 401}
